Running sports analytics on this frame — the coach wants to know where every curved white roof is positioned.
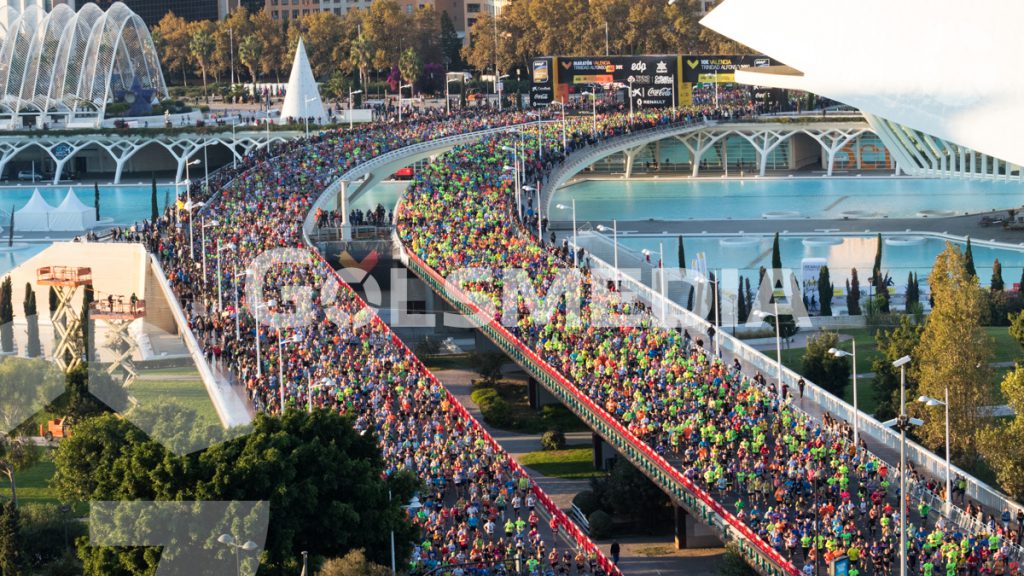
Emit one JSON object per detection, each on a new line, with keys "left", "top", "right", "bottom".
{"left": 701, "top": 0, "right": 1024, "bottom": 166}
{"left": 0, "top": 2, "right": 167, "bottom": 118}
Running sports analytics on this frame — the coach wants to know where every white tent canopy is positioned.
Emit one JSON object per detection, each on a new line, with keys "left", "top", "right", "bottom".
{"left": 13, "top": 188, "right": 54, "bottom": 231}
{"left": 280, "top": 38, "right": 326, "bottom": 124}
{"left": 50, "top": 187, "right": 97, "bottom": 231}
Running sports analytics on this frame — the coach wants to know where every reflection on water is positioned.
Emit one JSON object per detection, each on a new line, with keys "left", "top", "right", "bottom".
{"left": 553, "top": 178, "right": 1024, "bottom": 221}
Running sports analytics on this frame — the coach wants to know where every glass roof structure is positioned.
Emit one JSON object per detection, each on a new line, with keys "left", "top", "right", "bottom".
{"left": 0, "top": 2, "right": 167, "bottom": 124}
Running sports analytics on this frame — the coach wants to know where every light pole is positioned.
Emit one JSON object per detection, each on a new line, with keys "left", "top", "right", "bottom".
{"left": 919, "top": 386, "right": 951, "bottom": 508}
{"left": 398, "top": 83, "right": 412, "bottom": 122}
{"left": 596, "top": 221, "right": 618, "bottom": 284}
{"left": 754, "top": 301, "right": 783, "bottom": 395}
{"left": 348, "top": 88, "right": 362, "bottom": 130}
{"left": 497, "top": 73, "right": 509, "bottom": 112}
{"left": 830, "top": 342, "right": 859, "bottom": 446}
{"left": 523, "top": 185, "right": 540, "bottom": 241}
{"left": 556, "top": 201, "right": 577, "bottom": 267}
{"left": 502, "top": 163, "right": 521, "bottom": 218}
{"left": 230, "top": 122, "right": 237, "bottom": 169}
{"left": 201, "top": 218, "right": 217, "bottom": 287}
{"left": 248, "top": 296, "right": 275, "bottom": 378}
{"left": 184, "top": 199, "right": 204, "bottom": 262}
{"left": 276, "top": 330, "right": 301, "bottom": 412}
{"left": 216, "top": 241, "right": 234, "bottom": 313}
{"left": 886, "top": 355, "right": 921, "bottom": 576}
{"left": 232, "top": 260, "right": 240, "bottom": 339}
{"left": 391, "top": 494, "right": 424, "bottom": 575}
{"left": 445, "top": 75, "right": 460, "bottom": 114}
{"left": 581, "top": 91, "right": 598, "bottom": 137}
{"left": 217, "top": 534, "right": 258, "bottom": 576}
{"left": 264, "top": 116, "right": 271, "bottom": 154}
{"left": 628, "top": 78, "right": 634, "bottom": 116}
{"left": 641, "top": 243, "right": 668, "bottom": 324}
{"left": 303, "top": 96, "right": 317, "bottom": 138}
{"left": 551, "top": 100, "right": 567, "bottom": 151}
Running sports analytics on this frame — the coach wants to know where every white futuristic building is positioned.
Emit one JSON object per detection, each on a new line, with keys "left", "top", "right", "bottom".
{"left": 0, "top": 1, "right": 167, "bottom": 128}
{"left": 701, "top": 0, "right": 1024, "bottom": 179}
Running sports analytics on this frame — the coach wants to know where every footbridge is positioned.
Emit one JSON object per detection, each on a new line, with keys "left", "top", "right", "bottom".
{"left": 375, "top": 121, "right": 1024, "bottom": 575}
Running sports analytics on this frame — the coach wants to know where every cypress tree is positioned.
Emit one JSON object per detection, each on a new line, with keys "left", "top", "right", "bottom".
{"left": 872, "top": 233, "right": 883, "bottom": 286}
{"left": 80, "top": 286, "right": 94, "bottom": 362}
{"left": 905, "top": 271, "right": 920, "bottom": 312}
{"left": 737, "top": 276, "right": 747, "bottom": 322}
{"left": 94, "top": 182, "right": 100, "bottom": 221}
{"left": 48, "top": 286, "right": 57, "bottom": 317}
{"left": 23, "top": 282, "right": 39, "bottom": 358}
{"left": 847, "top": 268, "right": 862, "bottom": 316}
{"left": 677, "top": 235, "right": 685, "bottom": 271}
{"left": 817, "top": 266, "right": 833, "bottom": 317}
{"left": 965, "top": 236, "right": 976, "bottom": 278}
{"left": 992, "top": 258, "right": 1004, "bottom": 291}
{"left": 744, "top": 277, "right": 754, "bottom": 319}
{"left": 771, "top": 232, "right": 782, "bottom": 289}
{"left": 0, "top": 276, "right": 12, "bottom": 353}
{"left": 151, "top": 176, "right": 159, "bottom": 222}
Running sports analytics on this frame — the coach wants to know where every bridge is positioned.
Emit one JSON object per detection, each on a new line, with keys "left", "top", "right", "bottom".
{"left": 0, "top": 129, "right": 298, "bottom": 185}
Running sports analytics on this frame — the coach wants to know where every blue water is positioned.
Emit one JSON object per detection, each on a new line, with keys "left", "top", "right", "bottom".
{"left": 552, "top": 178, "right": 1024, "bottom": 221}
{"left": 618, "top": 235, "right": 1024, "bottom": 292}
{"left": 353, "top": 181, "right": 407, "bottom": 213}
{"left": 0, "top": 183, "right": 176, "bottom": 226}
{"left": 0, "top": 183, "right": 176, "bottom": 276}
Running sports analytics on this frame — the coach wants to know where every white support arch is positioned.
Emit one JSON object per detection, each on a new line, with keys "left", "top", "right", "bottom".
{"left": 674, "top": 131, "right": 730, "bottom": 177}
{"left": 800, "top": 127, "right": 866, "bottom": 176}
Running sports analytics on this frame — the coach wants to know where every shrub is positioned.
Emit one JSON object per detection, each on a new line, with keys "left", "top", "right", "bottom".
{"left": 541, "top": 429, "right": 566, "bottom": 451}
{"left": 587, "top": 510, "right": 613, "bottom": 539}
{"left": 718, "top": 543, "right": 758, "bottom": 576}
{"left": 318, "top": 548, "right": 390, "bottom": 576}
{"left": 470, "top": 386, "right": 513, "bottom": 428}
{"left": 572, "top": 490, "right": 602, "bottom": 516}
{"left": 415, "top": 336, "right": 442, "bottom": 356}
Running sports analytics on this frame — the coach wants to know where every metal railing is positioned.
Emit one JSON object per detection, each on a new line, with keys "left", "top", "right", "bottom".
{"left": 397, "top": 245, "right": 798, "bottom": 576}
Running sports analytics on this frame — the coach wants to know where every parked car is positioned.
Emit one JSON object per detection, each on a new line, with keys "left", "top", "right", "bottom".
{"left": 17, "top": 170, "right": 42, "bottom": 181}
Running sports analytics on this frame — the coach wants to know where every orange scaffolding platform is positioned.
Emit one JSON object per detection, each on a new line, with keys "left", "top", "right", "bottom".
{"left": 37, "top": 266, "right": 93, "bottom": 372}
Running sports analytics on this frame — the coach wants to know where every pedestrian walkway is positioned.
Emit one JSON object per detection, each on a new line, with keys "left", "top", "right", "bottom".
{"left": 433, "top": 366, "right": 725, "bottom": 576}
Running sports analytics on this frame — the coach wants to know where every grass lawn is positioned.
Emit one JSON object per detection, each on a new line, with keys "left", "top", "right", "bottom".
{"left": 129, "top": 365, "right": 221, "bottom": 428}
{"left": 13, "top": 451, "right": 87, "bottom": 516}
{"left": 520, "top": 445, "right": 604, "bottom": 479}
{"left": 420, "top": 353, "right": 475, "bottom": 371}
{"left": 773, "top": 326, "right": 1022, "bottom": 414}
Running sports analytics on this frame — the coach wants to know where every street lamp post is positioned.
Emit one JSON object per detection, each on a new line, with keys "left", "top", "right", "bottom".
{"left": 277, "top": 330, "right": 301, "bottom": 411}
{"left": 217, "top": 534, "right": 258, "bottom": 576}
{"left": 497, "top": 74, "right": 509, "bottom": 112}
{"left": 555, "top": 200, "right": 577, "bottom": 267}
{"left": 523, "top": 185, "right": 540, "bottom": 242}
{"left": 551, "top": 100, "right": 567, "bottom": 151}
{"left": 348, "top": 89, "right": 362, "bottom": 130}
{"left": 303, "top": 96, "right": 317, "bottom": 138}
{"left": 830, "top": 340, "right": 859, "bottom": 447}
{"left": 596, "top": 221, "right": 618, "bottom": 284}
{"left": 919, "top": 385, "right": 951, "bottom": 507}
{"left": 891, "top": 355, "right": 915, "bottom": 576}
{"left": 754, "top": 301, "right": 783, "bottom": 395}
{"left": 230, "top": 122, "right": 237, "bottom": 169}
{"left": 582, "top": 91, "right": 597, "bottom": 137}
{"left": 628, "top": 78, "right": 634, "bottom": 116}
{"left": 398, "top": 83, "right": 412, "bottom": 122}
{"left": 232, "top": 260, "right": 240, "bottom": 339}
{"left": 391, "top": 494, "right": 424, "bottom": 575}
{"left": 641, "top": 243, "right": 668, "bottom": 324}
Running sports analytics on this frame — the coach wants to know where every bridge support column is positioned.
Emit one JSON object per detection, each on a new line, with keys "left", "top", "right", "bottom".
{"left": 623, "top": 145, "right": 646, "bottom": 178}
{"left": 674, "top": 505, "right": 723, "bottom": 549}
{"left": 854, "top": 135, "right": 862, "bottom": 170}
{"left": 592, "top": 432, "right": 603, "bottom": 470}
{"left": 527, "top": 377, "right": 559, "bottom": 409}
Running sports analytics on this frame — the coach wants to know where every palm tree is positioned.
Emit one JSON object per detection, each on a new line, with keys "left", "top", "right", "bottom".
{"left": 349, "top": 33, "right": 374, "bottom": 90}
{"left": 239, "top": 35, "right": 264, "bottom": 84}
{"left": 189, "top": 26, "right": 215, "bottom": 101}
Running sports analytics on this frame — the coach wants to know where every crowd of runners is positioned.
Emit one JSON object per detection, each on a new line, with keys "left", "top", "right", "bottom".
{"left": 394, "top": 114, "right": 1024, "bottom": 576}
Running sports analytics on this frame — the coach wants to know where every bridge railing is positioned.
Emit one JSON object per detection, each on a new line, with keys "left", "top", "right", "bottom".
{"left": 307, "top": 246, "right": 623, "bottom": 576}
{"left": 577, "top": 246, "right": 1024, "bottom": 559}
{"left": 395, "top": 242, "right": 798, "bottom": 576}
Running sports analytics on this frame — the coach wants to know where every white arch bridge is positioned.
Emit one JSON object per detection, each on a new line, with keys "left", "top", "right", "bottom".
{"left": 0, "top": 129, "right": 299, "bottom": 184}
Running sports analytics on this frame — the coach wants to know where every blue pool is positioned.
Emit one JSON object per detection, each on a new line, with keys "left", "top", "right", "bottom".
{"left": 552, "top": 178, "right": 1024, "bottom": 221}
{"left": 617, "top": 234, "right": 1024, "bottom": 293}
{"left": 0, "top": 183, "right": 177, "bottom": 276}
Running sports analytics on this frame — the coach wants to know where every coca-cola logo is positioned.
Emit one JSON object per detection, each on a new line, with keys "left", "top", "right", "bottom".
{"left": 645, "top": 87, "right": 672, "bottom": 97}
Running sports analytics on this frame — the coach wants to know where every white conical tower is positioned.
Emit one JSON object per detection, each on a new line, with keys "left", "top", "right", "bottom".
{"left": 280, "top": 38, "right": 326, "bottom": 124}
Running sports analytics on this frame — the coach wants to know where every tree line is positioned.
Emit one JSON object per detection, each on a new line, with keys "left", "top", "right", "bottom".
{"left": 151, "top": 0, "right": 744, "bottom": 98}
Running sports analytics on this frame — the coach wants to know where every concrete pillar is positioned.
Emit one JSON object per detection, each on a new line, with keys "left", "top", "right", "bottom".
{"left": 674, "top": 505, "right": 724, "bottom": 549}
{"left": 592, "top": 431, "right": 603, "bottom": 470}
{"left": 854, "top": 134, "right": 862, "bottom": 170}
{"left": 655, "top": 139, "right": 662, "bottom": 168}
{"left": 674, "top": 505, "right": 688, "bottom": 549}
{"left": 527, "top": 377, "right": 539, "bottom": 410}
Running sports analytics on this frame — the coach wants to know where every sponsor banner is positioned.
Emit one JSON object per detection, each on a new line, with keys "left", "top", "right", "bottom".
{"left": 682, "top": 55, "right": 775, "bottom": 84}
{"left": 530, "top": 57, "right": 555, "bottom": 104}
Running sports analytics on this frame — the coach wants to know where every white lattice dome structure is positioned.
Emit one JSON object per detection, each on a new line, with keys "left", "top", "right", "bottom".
{"left": 0, "top": 1, "right": 167, "bottom": 128}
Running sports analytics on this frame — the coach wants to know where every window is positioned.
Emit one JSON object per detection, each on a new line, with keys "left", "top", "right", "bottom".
{"left": 467, "top": 3, "right": 480, "bottom": 12}
{"left": 272, "top": 10, "right": 279, "bottom": 17}
{"left": 292, "top": 9, "right": 299, "bottom": 17}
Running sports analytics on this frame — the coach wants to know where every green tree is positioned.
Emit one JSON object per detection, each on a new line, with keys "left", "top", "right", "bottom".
{"left": 846, "top": 268, "right": 862, "bottom": 315}
{"left": 992, "top": 258, "right": 1004, "bottom": 291}
{"left": 737, "top": 276, "right": 746, "bottom": 323}
{"left": 915, "top": 242, "right": 992, "bottom": 459}
{"left": 677, "top": 235, "right": 685, "bottom": 270}
{"left": 188, "top": 21, "right": 216, "bottom": 100}
{"left": 817, "top": 265, "right": 833, "bottom": 317}
{"left": 800, "top": 331, "right": 848, "bottom": 396}
{"left": 439, "top": 11, "right": 463, "bottom": 69}
{"left": 151, "top": 177, "right": 158, "bottom": 222}
{"left": 23, "top": 283, "right": 39, "bottom": 358}
{"left": 238, "top": 34, "right": 265, "bottom": 84}
{"left": 398, "top": 47, "right": 422, "bottom": 90}
{"left": 48, "top": 286, "right": 57, "bottom": 317}
{"left": 471, "top": 352, "right": 505, "bottom": 385}
{"left": 0, "top": 277, "right": 11, "bottom": 353}
{"left": 1011, "top": 310, "right": 1024, "bottom": 353}
{"left": 80, "top": 287, "right": 93, "bottom": 363}
{"left": 597, "top": 458, "right": 668, "bottom": 530}
{"left": 905, "top": 271, "right": 919, "bottom": 314}
{"left": 0, "top": 436, "right": 41, "bottom": 509}
{"left": 0, "top": 501, "right": 18, "bottom": 576}
{"left": 349, "top": 33, "right": 374, "bottom": 91}
{"left": 55, "top": 411, "right": 417, "bottom": 575}
{"left": 718, "top": 543, "right": 758, "bottom": 576}
{"left": 151, "top": 12, "right": 192, "bottom": 86}
{"left": 978, "top": 365, "right": 1024, "bottom": 500}
{"left": 871, "top": 234, "right": 889, "bottom": 313}
{"left": 871, "top": 315, "right": 922, "bottom": 420}
{"left": 771, "top": 232, "right": 782, "bottom": 290}
{"left": 964, "top": 236, "right": 976, "bottom": 278}
{"left": 93, "top": 183, "right": 100, "bottom": 221}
